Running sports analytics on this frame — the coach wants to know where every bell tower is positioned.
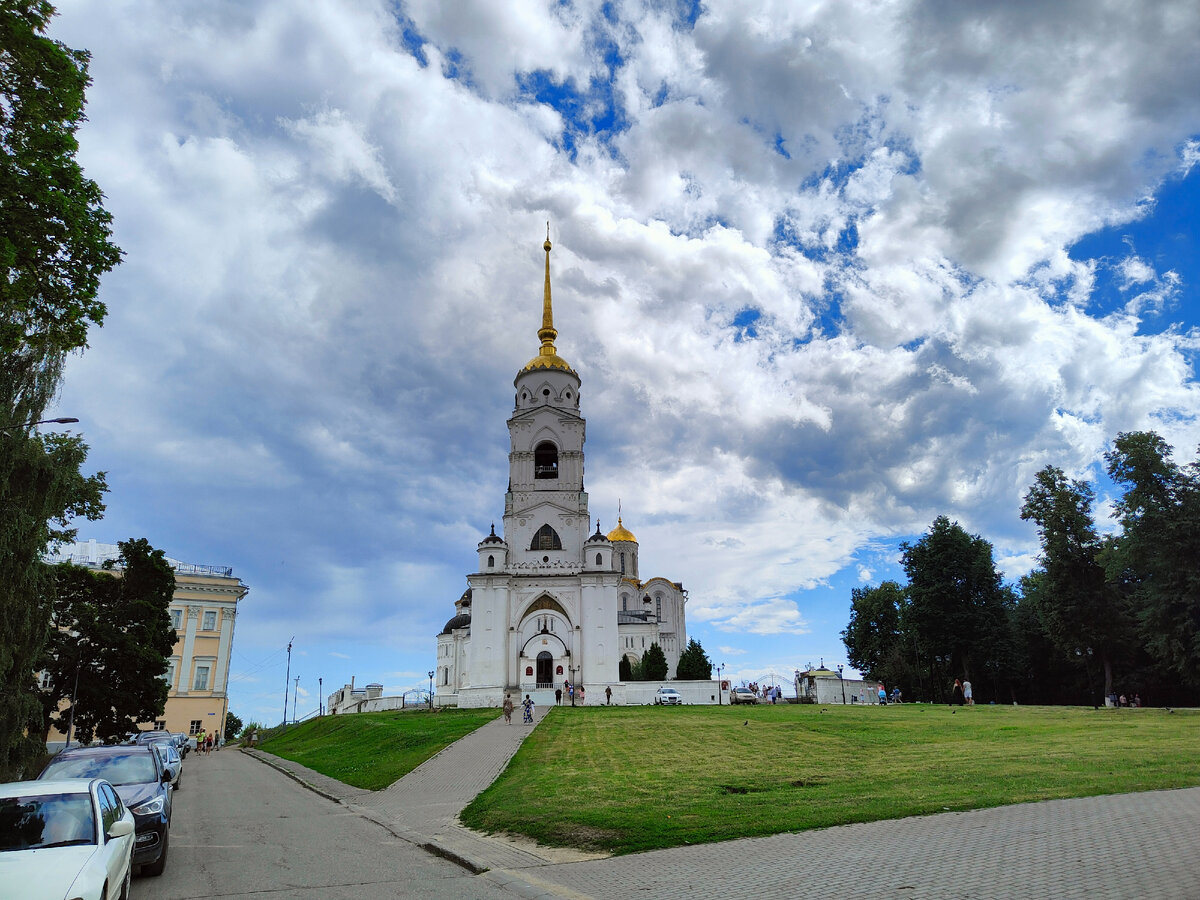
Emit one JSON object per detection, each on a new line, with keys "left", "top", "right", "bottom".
{"left": 504, "top": 230, "right": 590, "bottom": 563}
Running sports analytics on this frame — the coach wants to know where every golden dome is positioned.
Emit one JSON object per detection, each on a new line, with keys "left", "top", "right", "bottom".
{"left": 607, "top": 516, "right": 638, "bottom": 543}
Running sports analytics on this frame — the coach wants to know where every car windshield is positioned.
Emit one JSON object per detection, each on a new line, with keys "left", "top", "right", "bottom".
{"left": 0, "top": 793, "right": 95, "bottom": 851}
{"left": 42, "top": 752, "right": 157, "bottom": 786}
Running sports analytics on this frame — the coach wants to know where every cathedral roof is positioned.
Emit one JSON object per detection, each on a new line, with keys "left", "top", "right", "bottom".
{"left": 441, "top": 613, "right": 471, "bottom": 635}
{"left": 584, "top": 520, "right": 610, "bottom": 543}
{"left": 607, "top": 516, "right": 638, "bottom": 543}
{"left": 520, "top": 231, "right": 577, "bottom": 376}
{"left": 479, "top": 523, "right": 505, "bottom": 545}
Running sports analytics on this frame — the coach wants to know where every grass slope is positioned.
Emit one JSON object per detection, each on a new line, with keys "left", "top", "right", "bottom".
{"left": 461, "top": 703, "right": 1200, "bottom": 854}
{"left": 257, "top": 708, "right": 500, "bottom": 790}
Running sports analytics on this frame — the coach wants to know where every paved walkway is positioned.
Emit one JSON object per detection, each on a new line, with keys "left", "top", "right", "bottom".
{"left": 244, "top": 713, "right": 1200, "bottom": 899}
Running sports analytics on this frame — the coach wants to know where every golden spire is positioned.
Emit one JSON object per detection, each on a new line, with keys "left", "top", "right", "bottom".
{"left": 520, "top": 223, "right": 575, "bottom": 375}
{"left": 538, "top": 220, "right": 557, "bottom": 354}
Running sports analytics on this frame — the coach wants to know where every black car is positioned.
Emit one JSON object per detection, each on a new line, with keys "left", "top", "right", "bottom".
{"left": 38, "top": 743, "right": 173, "bottom": 876}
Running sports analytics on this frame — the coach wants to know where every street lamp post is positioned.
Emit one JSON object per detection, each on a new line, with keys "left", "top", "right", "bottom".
{"left": 0, "top": 416, "right": 78, "bottom": 434}
{"left": 282, "top": 638, "right": 293, "bottom": 727}
{"left": 318, "top": 677, "right": 323, "bottom": 716}
{"left": 718, "top": 663, "right": 725, "bottom": 705}
{"left": 837, "top": 664, "right": 846, "bottom": 704}
{"left": 428, "top": 670, "right": 435, "bottom": 709}
{"left": 293, "top": 676, "right": 299, "bottom": 723}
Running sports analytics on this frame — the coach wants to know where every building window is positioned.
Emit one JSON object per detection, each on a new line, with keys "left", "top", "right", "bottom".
{"left": 170, "top": 608, "right": 182, "bottom": 631}
{"left": 656, "top": 597, "right": 662, "bottom": 620}
{"left": 487, "top": 554, "right": 494, "bottom": 568}
{"left": 37, "top": 670, "right": 51, "bottom": 689}
{"left": 163, "top": 660, "right": 176, "bottom": 688}
{"left": 189, "top": 720, "right": 202, "bottom": 735}
{"left": 155, "top": 720, "right": 166, "bottom": 731}
{"left": 622, "top": 596, "right": 627, "bottom": 611}
{"left": 530, "top": 524, "right": 563, "bottom": 551}
{"left": 193, "top": 665, "right": 210, "bottom": 691}
{"left": 534, "top": 442, "right": 559, "bottom": 479}
{"left": 595, "top": 553, "right": 602, "bottom": 566}
{"left": 202, "top": 610, "right": 217, "bottom": 631}
{"left": 620, "top": 552, "right": 626, "bottom": 574}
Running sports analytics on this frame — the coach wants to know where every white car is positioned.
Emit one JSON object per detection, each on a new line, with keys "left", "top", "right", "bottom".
{"left": 653, "top": 687, "right": 683, "bottom": 705}
{"left": 0, "top": 778, "right": 135, "bottom": 900}
{"left": 729, "top": 687, "right": 758, "bottom": 704}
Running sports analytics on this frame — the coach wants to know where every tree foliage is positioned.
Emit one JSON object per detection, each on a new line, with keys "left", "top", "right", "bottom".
{"left": 1104, "top": 432, "right": 1200, "bottom": 690}
{"left": 675, "top": 638, "right": 712, "bottom": 680}
{"left": 225, "top": 711, "right": 243, "bottom": 739}
{"left": 0, "top": 431, "right": 104, "bottom": 778}
{"left": 842, "top": 581, "right": 905, "bottom": 682}
{"left": 641, "top": 642, "right": 668, "bottom": 681}
{"left": 1020, "top": 465, "right": 1130, "bottom": 697}
{"left": 39, "top": 539, "right": 176, "bottom": 744}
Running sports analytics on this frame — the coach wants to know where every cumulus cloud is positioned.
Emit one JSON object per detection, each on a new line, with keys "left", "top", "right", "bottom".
{"left": 46, "top": 0, "right": 1200, "bottom": 708}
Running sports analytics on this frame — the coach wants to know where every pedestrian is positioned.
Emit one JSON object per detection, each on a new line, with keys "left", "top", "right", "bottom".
{"left": 878, "top": 685, "right": 887, "bottom": 705}
{"left": 579, "top": 686, "right": 586, "bottom": 704}
{"left": 1133, "top": 693, "right": 1142, "bottom": 707}
{"left": 858, "top": 689, "right": 865, "bottom": 704}
{"left": 214, "top": 731, "right": 221, "bottom": 751}
{"left": 205, "top": 733, "right": 213, "bottom": 754}
{"left": 522, "top": 694, "right": 534, "bottom": 724}
{"left": 605, "top": 685, "right": 612, "bottom": 705}
{"left": 555, "top": 687, "right": 562, "bottom": 705}
{"left": 503, "top": 693, "right": 514, "bottom": 724}
{"left": 952, "top": 679, "right": 964, "bottom": 706}
{"left": 568, "top": 683, "right": 575, "bottom": 706}
{"left": 963, "top": 680, "right": 973, "bottom": 706}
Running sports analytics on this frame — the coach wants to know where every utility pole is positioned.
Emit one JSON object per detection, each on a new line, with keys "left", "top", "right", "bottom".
{"left": 293, "top": 676, "right": 299, "bottom": 723}
{"left": 282, "top": 637, "right": 293, "bottom": 727}
{"left": 319, "top": 677, "right": 323, "bottom": 716}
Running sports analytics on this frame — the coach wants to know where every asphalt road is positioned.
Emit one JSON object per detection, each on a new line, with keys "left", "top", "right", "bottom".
{"left": 130, "top": 747, "right": 516, "bottom": 900}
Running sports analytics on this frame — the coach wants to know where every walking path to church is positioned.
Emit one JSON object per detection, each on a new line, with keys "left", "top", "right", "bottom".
{"left": 244, "top": 711, "right": 1200, "bottom": 899}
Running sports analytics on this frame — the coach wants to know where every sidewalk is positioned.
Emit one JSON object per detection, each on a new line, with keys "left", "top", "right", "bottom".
{"left": 244, "top": 717, "right": 1200, "bottom": 899}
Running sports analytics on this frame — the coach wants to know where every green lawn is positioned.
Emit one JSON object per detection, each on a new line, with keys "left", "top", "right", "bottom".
{"left": 460, "top": 703, "right": 1200, "bottom": 854}
{"left": 256, "top": 708, "right": 500, "bottom": 790}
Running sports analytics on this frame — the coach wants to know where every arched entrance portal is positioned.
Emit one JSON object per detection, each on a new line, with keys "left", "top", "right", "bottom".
{"left": 536, "top": 651, "right": 553, "bottom": 688}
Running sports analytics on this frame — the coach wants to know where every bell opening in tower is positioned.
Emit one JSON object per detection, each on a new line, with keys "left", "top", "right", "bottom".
{"left": 534, "top": 441, "right": 559, "bottom": 479}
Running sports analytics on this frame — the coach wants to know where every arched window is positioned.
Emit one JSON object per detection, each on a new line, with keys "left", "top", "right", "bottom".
{"left": 530, "top": 524, "right": 562, "bottom": 551}
{"left": 595, "top": 553, "right": 602, "bottom": 566}
{"left": 487, "top": 555, "right": 494, "bottom": 568}
{"left": 656, "top": 596, "right": 662, "bottom": 620}
{"left": 620, "top": 552, "right": 626, "bottom": 574}
{"left": 534, "top": 442, "right": 558, "bottom": 479}
{"left": 621, "top": 595, "right": 627, "bottom": 611}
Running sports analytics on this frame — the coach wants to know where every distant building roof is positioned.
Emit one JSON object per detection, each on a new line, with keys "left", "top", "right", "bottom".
{"left": 46, "top": 539, "right": 235, "bottom": 578}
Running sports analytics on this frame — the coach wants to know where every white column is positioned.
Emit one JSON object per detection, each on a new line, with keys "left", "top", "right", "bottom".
{"left": 212, "top": 606, "right": 236, "bottom": 694}
{"left": 177, "top": 606, "right": 200, "bottom": 694}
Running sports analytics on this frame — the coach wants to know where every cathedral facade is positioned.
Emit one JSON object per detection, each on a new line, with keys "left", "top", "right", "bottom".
{"left": 435, "top": 237, "right": 687, "bottom": 707}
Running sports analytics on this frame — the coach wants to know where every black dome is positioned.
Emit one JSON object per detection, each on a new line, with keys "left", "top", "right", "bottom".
{"left": 441, "top": 613, "right": 471, "bottom": 635}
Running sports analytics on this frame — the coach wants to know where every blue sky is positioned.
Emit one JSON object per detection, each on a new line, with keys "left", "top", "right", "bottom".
{"left": 41, "top": 0, "right": 1200, "bottom": 722}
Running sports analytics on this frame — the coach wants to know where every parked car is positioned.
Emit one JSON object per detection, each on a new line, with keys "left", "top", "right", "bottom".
{"left": 170, "top": 733, "right": 191, "bottom": 757}
{"left": 131, "top": 730, "right": 173, "bottom": 746}
{"left": 653, "top": 687, "right": 683, "bottom": 705}
{"left": 0, "top": 777, "right": 135, "bottom": 900}
{"left": 148, "top": 740, "right": 183, "bottom": 791}
{"left": 729, "top": 687, "right": 758, "bottom": 705}
{"left": 39, "top": 744, "right": 173, "bottom": 876}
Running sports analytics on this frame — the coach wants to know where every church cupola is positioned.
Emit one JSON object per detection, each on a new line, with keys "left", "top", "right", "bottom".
{"left": 608, "top": 514, "right": 639, "bottom": 579}
{"left": 477, "top": 523, "right": 508, "bottom": 573}
{"left": 584, "top": 519, "right": 612, "bottom": 571}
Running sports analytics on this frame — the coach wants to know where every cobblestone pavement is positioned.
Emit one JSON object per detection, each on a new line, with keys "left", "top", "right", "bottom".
{"left": 245, "top": 717, "right": 1200, "bottom": 899}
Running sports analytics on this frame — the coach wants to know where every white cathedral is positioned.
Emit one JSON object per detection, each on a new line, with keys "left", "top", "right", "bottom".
{"left": 434, "top": 236, "right": 688, "bottom": 707}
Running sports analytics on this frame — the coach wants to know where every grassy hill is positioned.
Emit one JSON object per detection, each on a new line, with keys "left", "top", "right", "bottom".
{"left": 256, "top": 708, "right": 500, "bottom": 790}
{"left": 462, "top": 703, "right": 1200, "bottom": 854}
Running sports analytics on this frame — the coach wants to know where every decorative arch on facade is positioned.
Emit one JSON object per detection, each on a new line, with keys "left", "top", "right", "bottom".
{"left": 529, "top": 524, "right": 563, "bottom": 550}
{"left": 519, "top": 630, "right": 569, "bottom": 658}
{"left": 519, "top": 593, "right": 570, "bottom": 623}
{"left": 534, "top": 441, "right": 559, "bottom": 479}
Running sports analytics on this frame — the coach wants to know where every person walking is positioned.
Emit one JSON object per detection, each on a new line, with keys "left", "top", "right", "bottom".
{"left": 555, "top": 687, "right": 562, "bottom": 705}
{"left": 963, "top": 680, "right": 973, "bottom": 706}
{"left": 579, "top": 686, "right": 585, "bottom": 705}
{"left": 605, "top": 685, "right": 612, "bottom": 705}
{"left": 952, "top": 679, "right": 964, "bottom": 706}
{"left": 503, "top": 693, "right": 514, "bottom": 724}
{"left": 522, "top": 694, "right": 534, "bottom": 724}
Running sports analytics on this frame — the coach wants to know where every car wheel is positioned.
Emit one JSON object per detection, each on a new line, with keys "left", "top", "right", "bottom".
{"left": 143, "top": 832, "right": 169, "bottom": 877}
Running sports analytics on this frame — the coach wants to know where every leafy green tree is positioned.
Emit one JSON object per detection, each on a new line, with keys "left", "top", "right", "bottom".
{"left": 842, "top": 581, "right": 908, "bottom": 686}
{"left": 225, "top": 711, "right": 243, "bottom": 739}
{"left": 1020, "top": 465, "right": 1130, "bottom": 700}
{"left": 2, "top": 0, "right": 122, "bottom": 424}
{"left": 901, "top": 516, "right": 1009, "bottom": 692}
{"left": 0, "top": 432, "right": 104, "bottom": 778}
{"left": 0, "top": 0, "right": 118, "bottom": 780}
{"left": 1104, "top": 432, "right": 1200, "bottom": 690}
{"left": 39, "top": 539, "right": 176, "bottom": 744}
{"left": 675, "top": 638, "right": 712, "bottom": 680}
{"left": 641, "top": 642, "right": 668, "bottom": 681}
{"left": 618, "top": 656, "right": 633, "bottom": 681}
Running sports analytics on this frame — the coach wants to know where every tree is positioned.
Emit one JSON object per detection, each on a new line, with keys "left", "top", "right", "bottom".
{"left": 39, "top": 539, "right": 176, "bottom": 744}
{"left": 675, "top": 638, "right": 712, "bottom": 680}
{"left": 0, "top": 431, "right": 104, "bottom": 778}
{"left": 225, "top": 711, "right": 243, "bottom": 740}
{"left": 901, "top": 516, "right": 1009, "bottom": 694}
{"left": 618, "top": 656, "right": 633, "bottom": 681}
{"left": 842, "top": 581, "right": 907, "bottom": 685}
{"left": 2, "top": 0, "right": 122, "bottom": 424}
{"left": 1104, "top": 432, "right": 1200, "bottom": 690}
{"left": 641, "top": 642, "right": 668, "bottom": 681}
{"left": 0, "top": 0, "right": 119, "bottom": 780}
{"left": 1020, "top": 465, "right": 1130, "bottom": 701}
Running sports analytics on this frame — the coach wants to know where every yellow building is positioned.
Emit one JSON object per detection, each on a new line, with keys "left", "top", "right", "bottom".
{"left": 45, "top": 540, "right": 249, "bottom": 742}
